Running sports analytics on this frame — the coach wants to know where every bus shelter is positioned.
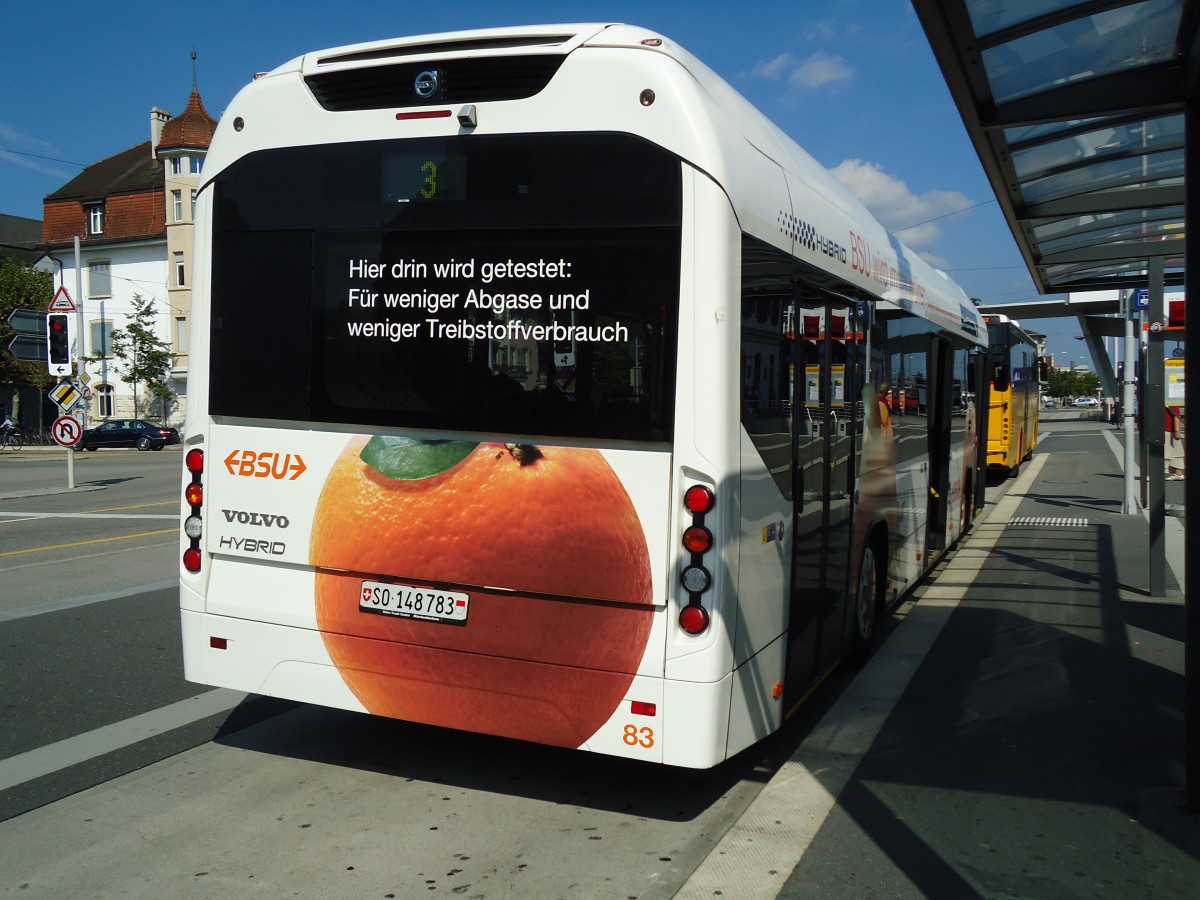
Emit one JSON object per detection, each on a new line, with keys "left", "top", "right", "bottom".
{"left": 913, "top": 0, "right": 1199, "bottom": 808}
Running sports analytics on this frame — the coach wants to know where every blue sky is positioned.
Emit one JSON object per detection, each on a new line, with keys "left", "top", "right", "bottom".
{"left": 0, "top": 0, "right": 1086, "bottom": 360}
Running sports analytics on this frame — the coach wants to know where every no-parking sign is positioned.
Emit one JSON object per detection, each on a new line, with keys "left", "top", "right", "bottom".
{"left": 52, "top": 415, "right": 82, "bottom": 447}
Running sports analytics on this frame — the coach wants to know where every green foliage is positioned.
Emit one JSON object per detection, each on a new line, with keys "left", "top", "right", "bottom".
{"left": 105, "top": 294, "right": 176, "bottom": 418}
{"left": 0, "top": 257, "right": 55, "bottom": 394}
{"left": 1046, "top": 366, "right": 1101, "bottom": 399}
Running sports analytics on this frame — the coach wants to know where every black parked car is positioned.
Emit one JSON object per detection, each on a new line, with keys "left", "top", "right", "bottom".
{"left": 76, "top": 419, "right": 181, "bottom": 451}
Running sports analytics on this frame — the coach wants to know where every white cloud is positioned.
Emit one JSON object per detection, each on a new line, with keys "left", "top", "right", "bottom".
{"left": 829, "top": 159, "right": 971, "bottom": 249}
{"left": 753, "top": 53, "right": 798, "bottom": 80}
{"left": 916, "top": 249, "right": 955, "bottom": 271}
{"left": 751, "top": 51, "right": 853, "bottom": 91}
{"left": 0, "top": 122, "right": 75, "bottom": 180}
{"left": 788, "top": 52, "right": 854, "bottom": 89}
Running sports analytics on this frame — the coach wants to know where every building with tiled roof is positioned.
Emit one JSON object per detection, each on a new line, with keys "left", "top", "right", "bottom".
{"left": 43, "top": 142, "right": 165, "bottom": 247}
{"left": 157, "top": 88, "right": 217, "bottom": 409}
{"left": 0, "top": 213, "right": 42, "bottom": 264}
{"left": 158, "top": 89, "right": 218, "bottom": 152}
{"left": 38, "top": 83, "right": 216, "bottom": 426}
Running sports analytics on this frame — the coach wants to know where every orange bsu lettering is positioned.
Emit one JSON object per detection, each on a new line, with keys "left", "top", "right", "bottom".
{"left": 223, "top": 449, "right": 308, "bottom": 480}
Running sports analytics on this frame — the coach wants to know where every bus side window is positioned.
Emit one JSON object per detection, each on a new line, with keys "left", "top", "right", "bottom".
{"left": 992, "top": 360, "right": 1009, "bottom": 392}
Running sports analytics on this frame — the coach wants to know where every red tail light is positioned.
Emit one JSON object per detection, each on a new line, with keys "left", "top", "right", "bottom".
{"left": 684, "top": 485, "right": 715, "bottom": 514}
{"left": 679, "top": 482, "right": 715, "bottom": 636}
{"left": 679, "top": 604, "right": 710, "bottom": 635}
{"left": 682, "top": 525, "right": 712, "bottom": 554}
{"left": 183, "top": 447, "right": 204, "bottom": 573}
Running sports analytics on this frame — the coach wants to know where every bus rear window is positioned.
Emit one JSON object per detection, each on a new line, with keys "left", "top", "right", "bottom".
{"left": 208, "top": 134, "right": 681, "bottom": 442}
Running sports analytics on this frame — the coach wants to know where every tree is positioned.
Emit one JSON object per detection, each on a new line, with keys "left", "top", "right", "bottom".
{"left": 0, "top": 257, "right": 54, "bottom": 420}
{"left": 1046, "top": 366, "right": 1100, "bottom": 399}
{"left": 103, "top": 294, "right": 176, "bottom": 419}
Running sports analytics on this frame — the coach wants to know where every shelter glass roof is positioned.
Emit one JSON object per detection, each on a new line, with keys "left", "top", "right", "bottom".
{"left": 913, "top": 0, "right": 1195, "bottom": 293}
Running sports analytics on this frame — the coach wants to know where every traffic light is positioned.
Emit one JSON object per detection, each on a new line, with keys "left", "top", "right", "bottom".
{"left": 46, "top": 313, "right": 70, "bottom": 366}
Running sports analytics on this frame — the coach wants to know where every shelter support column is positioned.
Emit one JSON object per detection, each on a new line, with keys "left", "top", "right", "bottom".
{"left": 1184, "top": 87, "right": 1198, "bottom": 812}
{"left": 1143, "top": 258, "right": 1165, "bottom": 597}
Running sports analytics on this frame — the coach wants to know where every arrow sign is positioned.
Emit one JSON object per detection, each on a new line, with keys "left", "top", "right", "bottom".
{"left": 8, "top": 334, "right": 48, "bottom": 362}
{"left": 7, "top": 307, "right": 48, "bottom": 336}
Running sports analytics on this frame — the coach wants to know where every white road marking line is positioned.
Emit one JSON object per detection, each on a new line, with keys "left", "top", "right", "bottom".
{"left": 0, "top": 689, "right": 247, "bottom": 793}
{"left": 0, "top": 579, "right": 178, "bottom": 622}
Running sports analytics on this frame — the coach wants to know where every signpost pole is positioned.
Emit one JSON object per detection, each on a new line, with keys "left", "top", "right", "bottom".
{"left": 74, "top": 237, "right": 87, "bottom": 430}
{"left": 1122, "top": 292, "right": 1137, "bottom": 514}
{"left": 65, "top": 423, "right": 75, "bottom": 488}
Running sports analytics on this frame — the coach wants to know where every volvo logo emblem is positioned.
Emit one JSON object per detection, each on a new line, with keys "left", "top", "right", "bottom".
{"left": 414, "top": 69, "right": 440, "bottom": 99}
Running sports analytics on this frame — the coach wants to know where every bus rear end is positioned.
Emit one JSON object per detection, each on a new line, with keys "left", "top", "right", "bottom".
{"left": 179, "top": 27, "right": 719, "bottom": 764}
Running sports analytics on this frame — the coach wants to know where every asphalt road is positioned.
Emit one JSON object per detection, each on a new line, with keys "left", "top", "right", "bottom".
{"left": 0, "top": 445, "right": 844, "bottom": 897}
{"left": 0, "top": 446, "right": 291, "bottom": 823}
{"left": 0, "top": 435, "right": 1046, "bottom": 898}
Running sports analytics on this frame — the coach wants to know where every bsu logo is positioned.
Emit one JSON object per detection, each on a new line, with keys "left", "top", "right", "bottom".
{"left": 224, "top": 449, "right": 307, "bottom": 480}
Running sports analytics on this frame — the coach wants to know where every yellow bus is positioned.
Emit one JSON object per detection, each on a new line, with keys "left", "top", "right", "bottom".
{"left": 984, "top": 314, "right": 1040, "bottom": 474}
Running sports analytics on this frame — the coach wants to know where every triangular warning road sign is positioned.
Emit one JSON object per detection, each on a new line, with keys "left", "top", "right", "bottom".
{"left": 48, "top": 286, "right": 76, "bottom": 312}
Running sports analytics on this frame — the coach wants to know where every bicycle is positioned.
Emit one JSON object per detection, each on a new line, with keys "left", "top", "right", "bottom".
{"left": 1, "top": 428, "right": 25, "bottom": 450}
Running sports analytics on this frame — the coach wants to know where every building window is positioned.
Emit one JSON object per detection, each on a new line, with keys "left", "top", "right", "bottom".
{"left": 176, "top": 316, "right": 189, "bottom": 354}
{"left": 86, "top": 203, "right": 104, "bottom": 235}
{"left": 90, "top": 320, "right": 114, "bottom": 358}
{"left": 190, "top": 189, "right": 197, "bottom": 219}
{"left": 96, "top": 384, "right": 115, "bottom": 418}
{"left": 189, "top": 155, "right": 203, "bottom": 174}
{"left": 172, "top": 190, "right": 183, "bottom": 222}
{"left": 174, "top": 252, "right": 186, "bottom": 287}
{"left": 170, "top": 157, "right": 182, "bottom": 176}
{"left": 89, "top": 260, "right": 111, "bottom": 298}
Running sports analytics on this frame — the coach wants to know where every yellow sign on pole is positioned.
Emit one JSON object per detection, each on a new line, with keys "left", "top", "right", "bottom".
{"left": 1166, "top": 357, "right": 1186, "bottom": 405}
{"left": 49, "top": 380, "right": 82, "bottom": 412}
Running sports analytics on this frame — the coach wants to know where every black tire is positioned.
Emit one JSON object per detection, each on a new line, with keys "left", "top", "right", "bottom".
{"left": 846, "top": 538, "right": 884, "bottom": 669}
{"left": 136, "top": 436, "right": 152, "bottom": 451}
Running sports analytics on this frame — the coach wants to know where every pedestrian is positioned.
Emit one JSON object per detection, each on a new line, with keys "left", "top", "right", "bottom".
{"left": 1165, "top": 406, "right": 1185, "bottom": 480}
{"left": 1111, "top": 399, "right": 1122, "bottom": 430}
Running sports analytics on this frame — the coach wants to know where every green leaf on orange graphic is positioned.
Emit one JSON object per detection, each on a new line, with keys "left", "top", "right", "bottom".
{"left": 360, "top": 436, "right": 477, "bottom": 480}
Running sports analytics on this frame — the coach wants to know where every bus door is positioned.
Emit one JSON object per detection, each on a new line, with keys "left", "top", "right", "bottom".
{"left": 787, "top": 295, "right": 859, "bottom": 687}
{"left": 971, "top": 348, "right": 990, "bottom": 513}
{"left": 925, "top": 338, "right": 954, "bottom": 556}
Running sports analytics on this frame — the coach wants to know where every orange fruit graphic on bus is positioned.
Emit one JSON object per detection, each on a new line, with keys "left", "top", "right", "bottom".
{"left": 310, "top": 436, "right": 654, "bottom": 748}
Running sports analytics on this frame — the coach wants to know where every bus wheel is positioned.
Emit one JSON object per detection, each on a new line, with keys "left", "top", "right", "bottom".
{"left": 847, "top": 539, "right": 883, "bottom": 668}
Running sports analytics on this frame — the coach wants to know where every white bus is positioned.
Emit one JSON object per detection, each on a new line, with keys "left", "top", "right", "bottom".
{"left": 179, "top": 23, "right": 986, "bottom": 768}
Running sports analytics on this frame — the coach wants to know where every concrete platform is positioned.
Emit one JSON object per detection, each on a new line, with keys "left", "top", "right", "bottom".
{"left": 681, "top": 415, "right": 1196, "bottom": 898}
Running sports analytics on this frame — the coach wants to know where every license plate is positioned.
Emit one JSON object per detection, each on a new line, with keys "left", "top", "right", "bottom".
{"left": 358, "top": 581, "right": 469, "bottom": 625}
